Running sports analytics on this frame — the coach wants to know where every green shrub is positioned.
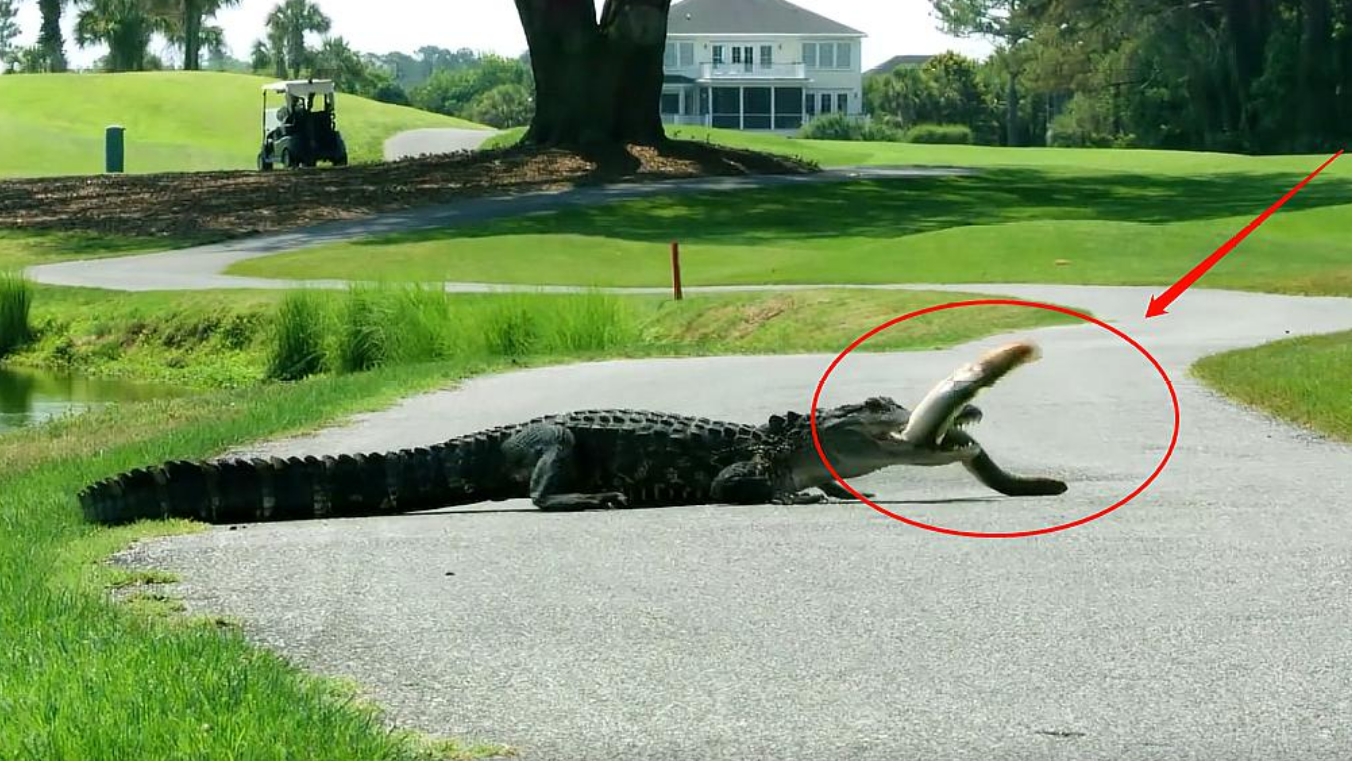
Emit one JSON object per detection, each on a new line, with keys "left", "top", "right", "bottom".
{"left": 385, "top": 285, "right": 457, "bottom": 364}
{"left": 267, "top": 290, "right": 329, "bottom": 381}
{"left": 336, "top": 285, "right": 390, "bottom": 373}
{"left": 904, "top": 123, "right": 974, "bottom": 145}
{"left": 547, "top": 292, "right": 638, "bottom": 353}
{"left": 799, "top": 113, "right": 904, "bottom": 142}
{"left": 0, "top": 273, "right": 33, "bottom": 358}
{"left": 480, "top": 294, "right": 541, "bottom": 358}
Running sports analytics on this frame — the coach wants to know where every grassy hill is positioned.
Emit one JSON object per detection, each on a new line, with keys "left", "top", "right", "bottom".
{"left": 0, "top": 71, "right": 488, "bottom": 178}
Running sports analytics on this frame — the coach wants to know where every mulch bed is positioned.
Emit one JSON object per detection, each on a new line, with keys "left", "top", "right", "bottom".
{"left": 0, "top": 141, "right": 816, "bottom": 241}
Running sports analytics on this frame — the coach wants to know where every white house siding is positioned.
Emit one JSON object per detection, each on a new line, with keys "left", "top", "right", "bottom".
{"left": 662, "top": 33, "right": 863, "bottom": 131}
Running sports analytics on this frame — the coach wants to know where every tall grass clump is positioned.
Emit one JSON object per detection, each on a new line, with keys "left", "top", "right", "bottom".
{"left": 385, "top": 284, "right": 457, "bottom": 364}
{"left": 267, "top": 290, "right": 329, "bottom": 381}
{"left": 479, "top": 294, "right": 542, "bottom": 358}
{"left": 336, "top": 285, "right": 390, "bottom": 373}
{"left": 546, "top": 292, "right": 639, "bottom": 353}
{"left": 0, "top": 273, "right": 34, "bottom": 358}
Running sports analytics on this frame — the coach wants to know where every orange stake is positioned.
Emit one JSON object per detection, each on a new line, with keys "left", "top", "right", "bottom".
{"left": 671, "top": 241, "right": 684, "bottom": 301}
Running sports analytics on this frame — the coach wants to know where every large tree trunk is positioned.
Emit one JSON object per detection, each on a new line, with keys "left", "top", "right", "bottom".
{"left": 1006, "top": 69, "right": 1021, "bottom": 146}
{"left": 514, "top": 0, "right": 671, "bottom": 147}
{"left": 184, "top": 0, "right": 202, "bottom": 71}
{"left": 1343, "top": 0, "right": 1352, "bottom": 130}
{"left": 37, "top": 0, "right": 66, "bottom": 72}
{"left": 1298, "top": 0, "right": 1335, "bottom": 149}
{"left": 1222, "top": 0, "right": 1272, "bottom": 147}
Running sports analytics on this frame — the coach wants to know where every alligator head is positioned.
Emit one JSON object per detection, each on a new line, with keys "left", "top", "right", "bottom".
{"left": 799, "top": 341, "right": 1066, "bottom": 497}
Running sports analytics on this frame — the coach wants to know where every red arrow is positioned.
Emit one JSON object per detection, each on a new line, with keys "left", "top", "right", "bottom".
{"left": 1145, "top": 149, "right": 1344, "bottom": 319}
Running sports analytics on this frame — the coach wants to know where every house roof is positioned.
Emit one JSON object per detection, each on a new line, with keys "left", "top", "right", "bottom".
{"left": 866, "top": 54, "right": 934, "bottom": 75}
{"left": 668, "top": 0, "right": 865, "bottom": 37}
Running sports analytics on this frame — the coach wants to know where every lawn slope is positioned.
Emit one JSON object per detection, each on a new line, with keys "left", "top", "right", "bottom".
{"left": 231, "top": 164, "right": 1352, "bottom": 297}
{"left": 0, "top": 71, "right": 487, "bottom": 177}
{"left": 1195, "top": 332, "right": 1352, "bottom": 442}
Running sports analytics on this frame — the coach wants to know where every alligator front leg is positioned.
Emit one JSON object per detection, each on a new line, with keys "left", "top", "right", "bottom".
{"left": 527, "top": 440, "right": 632, "bottom": 510}
{"left": 505, "top": 421, "right": 630, "bottom": 510}
{"left": 817, "top": 481, "right": 876, "bottom": 501}
{"left": 711, "top": 461, "right": 821, "bottom": 505}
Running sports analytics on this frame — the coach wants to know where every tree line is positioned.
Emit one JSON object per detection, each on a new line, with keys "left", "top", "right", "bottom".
{"left": 867, "top": 0, "right": 1352, "bottom": 153}
{"left": 0, "top": 0, "right": 535, "bottom": 129}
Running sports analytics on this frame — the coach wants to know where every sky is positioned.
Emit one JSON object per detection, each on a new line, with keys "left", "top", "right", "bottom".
{"left": 14, "top": 0, "right": 993, "bottom": 71}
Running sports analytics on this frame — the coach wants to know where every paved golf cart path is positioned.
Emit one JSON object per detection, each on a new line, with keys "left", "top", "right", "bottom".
{"left": 25, "top": 166, "right": 967, "bottom": 293}
{"left": 123, "top": 281, "right": 1352, "bottom": 761}
{"left": 383, "top": 128, "right": 501, "bottom": 161}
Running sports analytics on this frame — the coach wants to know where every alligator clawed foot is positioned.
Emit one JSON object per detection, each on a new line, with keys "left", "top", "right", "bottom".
{"left": 769, "top": 492, "right": 827, "bottom": 506}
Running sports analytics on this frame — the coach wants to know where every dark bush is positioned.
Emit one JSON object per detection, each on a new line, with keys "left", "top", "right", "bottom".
{"left": 799, "top": 113, "right": 904, "bottom": 142}
{"left": 904, "top": 124, "right": 974, "bottom": 145}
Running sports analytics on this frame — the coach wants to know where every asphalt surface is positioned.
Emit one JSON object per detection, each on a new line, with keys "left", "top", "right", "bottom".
{"left": 383, "top": 127, "right": 501, "bottom": 161}
{"left": 123, "top": 282, "right": 1352, "bottom": 761}
{"left": 24, "top": 166, "right": 969, "bottom": 293}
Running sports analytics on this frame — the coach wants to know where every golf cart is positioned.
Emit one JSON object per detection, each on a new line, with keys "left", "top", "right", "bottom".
{"left": 257, "top": 79, "right": 349, "bottom": 170}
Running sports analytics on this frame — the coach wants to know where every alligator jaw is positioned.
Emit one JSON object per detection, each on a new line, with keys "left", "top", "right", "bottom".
{"left": 900, "top": 342, "right": 1042, "bottom": 448}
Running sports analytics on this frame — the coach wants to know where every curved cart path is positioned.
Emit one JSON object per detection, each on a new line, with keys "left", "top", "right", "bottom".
{"left": 25, "top": 166, "right": 967, "bottom": 293}
{"left": 383, "top": 128, "right": 502, "bottom": 161}
{"left": 125, "top": 282, "right": 1352, "bottom": 761}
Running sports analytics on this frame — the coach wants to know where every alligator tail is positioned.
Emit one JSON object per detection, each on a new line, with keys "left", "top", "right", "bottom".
{"left": 80, "top": 445, "right": 462, "bottom": 526}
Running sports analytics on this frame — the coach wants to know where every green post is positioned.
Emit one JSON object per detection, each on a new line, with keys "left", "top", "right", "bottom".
{"left": 105, "top": 125, "right": 125, "bottom": 173}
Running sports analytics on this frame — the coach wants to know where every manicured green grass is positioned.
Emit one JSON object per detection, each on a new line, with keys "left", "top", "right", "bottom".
{"left": 0, "top": 229, "right": 205, "bottom": 271}
{"left": 230, "top": 164, "right": 1352, "bottom": 297}
{"left": 0, "top": 71, "right": 488, "bottom": 177}
{"left": 665, "top": 125, "right": 1348, "bottom": 174}
{"left": 1195, "top": 331, "right": 1352, "bottom": 442}
{"left": 489, "top": 124, "right": 1343, "bottom": 175}
{"left": 646, "top": 290, "right": 1070, "bottom": 353}
{"left": 0, "top": 362, "right": 520, "bottom": 760}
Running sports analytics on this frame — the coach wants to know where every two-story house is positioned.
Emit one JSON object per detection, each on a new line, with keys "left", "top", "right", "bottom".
{"left": 661, "top": 0, "right": 866, "bottom": 132}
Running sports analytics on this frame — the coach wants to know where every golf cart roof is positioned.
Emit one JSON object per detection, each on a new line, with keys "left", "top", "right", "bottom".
{"left": 262, "top": 79, "right": 336, "bottom": 97}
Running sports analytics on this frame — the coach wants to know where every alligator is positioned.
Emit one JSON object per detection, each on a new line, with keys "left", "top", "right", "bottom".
{"left": 80, "top": 341, "right": 1066, "bottom": 526}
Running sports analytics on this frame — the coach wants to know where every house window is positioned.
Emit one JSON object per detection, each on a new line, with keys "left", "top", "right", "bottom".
{"left": 663, "top": 44, "right": 676, "bottom": 68}
{"left": 760, "top": 45, "right": 773, "bottom": 68}
{"left": 818, "top": 43, "right": 835, "bottom": 69}
{"left": 679, "top": 42, "right": 695, "bottom": 67}
{"left": 837, "top": 93, "right": 849, "bottom": 113}
{"left": 712, "top": 45, "right": 724, "bottom": 65}
{"left": 805, "top": 93, "right": 817, "bottom": 117}
{"left": 731, "top": 47, "right": 742, "bottom": 64}
{"left": 804, "top": 42, "right": 851, "bottom": 70}
{"left": 661, "top": 93, "right": 680, "bottom": 115}
{"left": 820, "top": 93, "right": 832, "bottom": 114}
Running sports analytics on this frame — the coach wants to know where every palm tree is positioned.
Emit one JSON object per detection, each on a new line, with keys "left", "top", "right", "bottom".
{"left": 74, "top": 0, "right": 168, "bottom": 72}
{"left": 267, "top": 23, "right": 284, "bottom": 77}
{"left": 177, "top": 0, "right": 237, "bottom": 70}
{"left": 264, "top": 0, "right": 330, "bottom": 79}
{"left": 37, "top": 0, "right": 68, "bottom": 71}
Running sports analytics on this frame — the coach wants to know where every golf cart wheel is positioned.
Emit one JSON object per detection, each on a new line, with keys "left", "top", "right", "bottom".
{"left": 281, "top": 148, "right": 296, "bottom": 169}
{"left": 257, "top": 152, "right": 273, "bottom": 172}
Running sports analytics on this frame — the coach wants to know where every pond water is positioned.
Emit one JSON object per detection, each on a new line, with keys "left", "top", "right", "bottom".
{"left": 0, "top": 366, "right": 186, "bottom": 434}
